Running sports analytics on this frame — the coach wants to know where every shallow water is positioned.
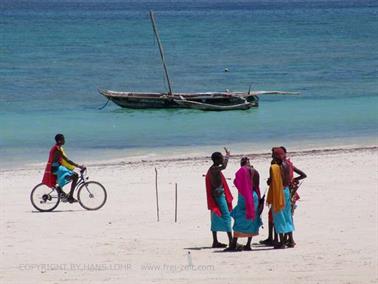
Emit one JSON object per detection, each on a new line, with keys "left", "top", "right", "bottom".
{"left": 0, "top": 0, "right": 377, "bottom": 165}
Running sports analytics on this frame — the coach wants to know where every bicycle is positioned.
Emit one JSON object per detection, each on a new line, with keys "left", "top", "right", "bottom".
{"left": 31, "top": 169, "right": 107, "bottom": 212}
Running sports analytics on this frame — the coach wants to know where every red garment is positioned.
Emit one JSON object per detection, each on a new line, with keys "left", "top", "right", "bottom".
{"left": 286, "top": 158, "right": 300, "bottom": 202}
{"left": 293, "top": 192, "right": 300, "bottom": 202}
{"left": 273, "top": 147, "right": 285, "bottom": 160}
{"left": 42, "top": 144, "right": 60, "bottom": 188}
{"left": 205, "top": 170, "right": 233, "bottom": 217}
{"left": 286, "top": 158, "right": 294, "bottom": 181}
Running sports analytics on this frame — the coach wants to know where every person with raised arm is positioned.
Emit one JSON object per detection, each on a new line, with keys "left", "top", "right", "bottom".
{"left": 205, "top": 148, "right": 233, "bottom": 248}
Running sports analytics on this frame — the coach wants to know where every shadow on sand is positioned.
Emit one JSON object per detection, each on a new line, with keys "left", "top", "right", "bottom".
{"left": 184, "top": 245, "right": 275, "bottom": 252}
{"left": 30, "top": 209, "right": 86, "bottom": 213}
{"left": 184, "top": 246, "right": 215, "bottom": 251}
{"left": 213, "top": 247, "right": 275, "bottom": 253}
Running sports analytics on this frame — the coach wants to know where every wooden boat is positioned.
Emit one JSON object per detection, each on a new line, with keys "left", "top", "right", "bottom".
{"left": 99, "top": 90, "right": 299, "bottom": 111}
{"left": 99, "top": 11, "right": 298, "bottom": 111}
{"left": 99, "top": 90, "right": 257, "bottom": 110}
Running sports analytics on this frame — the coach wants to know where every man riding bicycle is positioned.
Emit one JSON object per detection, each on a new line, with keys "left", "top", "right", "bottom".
{"left": 42, "top": 134, "right": 86, "bottom": 203}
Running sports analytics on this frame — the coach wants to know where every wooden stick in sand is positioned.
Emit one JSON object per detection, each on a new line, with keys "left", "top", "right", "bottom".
{"left": 155, "top": 168, "right": 160, "bottom": 222}
{"left": 174, "top": 183, "right": 178, "bottom": 223}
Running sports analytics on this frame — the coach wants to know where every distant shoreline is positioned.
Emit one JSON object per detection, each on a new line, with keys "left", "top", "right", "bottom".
{"left": 88, "top": 145, "right": 378, "bottom": 166}
{"left": 3, "top": 145, "right": 376, "bottom": 173}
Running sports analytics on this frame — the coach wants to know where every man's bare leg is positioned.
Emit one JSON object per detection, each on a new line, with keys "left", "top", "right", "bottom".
{"left": 286, "top": 232, "right": 296, "bottom": 248}
{"left": 67, "top": 173, "right": 79, "bottom": 203}
{"left": 274, "top": 233, "right": 286, "bottom": 249}
{"left": 244, "top": 237, "right": 252, "bottom": 251}
{"left": 273, "top": 226, "right": 279, "bottom": 246}
{"left": 212, "top": 231, "right": 227, "bottom": 248}
{"left": 229, "top": 237, "right": 237, "bottom": 250}
{"left": 224, "top": 236, "right": 242, "bottom": 252}
{"left": 227, "top": 232, "right": 233, "bottom": 247}
{"left": 55, "top": 186, "right": 68, "bottom": 201}
{"left": 260, "top": 221, "right": 274, "bottom": 245}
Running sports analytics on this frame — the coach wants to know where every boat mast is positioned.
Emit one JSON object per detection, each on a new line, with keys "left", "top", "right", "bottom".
{"left": 149, "top": 10, "right": 173, "bottom": 96}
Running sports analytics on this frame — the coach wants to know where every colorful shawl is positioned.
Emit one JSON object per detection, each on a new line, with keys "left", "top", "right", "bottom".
{"left": 205, "top": 170, "right": 233, "bottom": 217}
{"left": 42, "top": 144, "right": 59, "bottom": 188}
{"left": 60, "top": 147, "right": 75, "bottom": 171}
{"left": 266, "top": 164, "right": 285, "bottom": 213}
{"left": 233, "top": 166, "right": 255, "bottom": 220}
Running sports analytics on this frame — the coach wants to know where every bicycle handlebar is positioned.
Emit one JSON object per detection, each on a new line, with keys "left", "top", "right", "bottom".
{"left": 79, "top": 167, "right": 87, "bottom": 177}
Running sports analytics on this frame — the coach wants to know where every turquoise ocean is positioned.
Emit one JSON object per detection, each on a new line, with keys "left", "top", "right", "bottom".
{"left": 1, "top": 0, "right": 377, "bottom": 166}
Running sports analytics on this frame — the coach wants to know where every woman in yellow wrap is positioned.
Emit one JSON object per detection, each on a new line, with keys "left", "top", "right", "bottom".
{"left": 267, "top": 147, "right": 295, "bottom": 249}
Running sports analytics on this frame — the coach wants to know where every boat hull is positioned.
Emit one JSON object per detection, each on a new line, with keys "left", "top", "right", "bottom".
{"left": 99, "top": 90, "right": 259, "bottom": 111}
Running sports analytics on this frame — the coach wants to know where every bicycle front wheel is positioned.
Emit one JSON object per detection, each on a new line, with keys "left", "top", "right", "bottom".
{"left": 77, "top": 181, "right": 107, "bottom": 210}
{"left": 30, "top": 183, "right": 60, "bottom": 212}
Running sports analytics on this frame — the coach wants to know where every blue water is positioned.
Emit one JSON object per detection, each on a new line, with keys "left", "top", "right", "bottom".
{"left": 1, "top": 0, "right": 377, "bottom": 165}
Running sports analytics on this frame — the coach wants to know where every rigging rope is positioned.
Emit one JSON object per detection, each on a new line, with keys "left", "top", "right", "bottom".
{"left": 98, "top": 98, "right": 110, "bottom": 110}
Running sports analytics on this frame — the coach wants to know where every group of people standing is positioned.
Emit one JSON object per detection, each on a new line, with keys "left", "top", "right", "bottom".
{"left": 205, "top": 147, "right": 307, "bottom": 251}
{"left": 42, "top": 134, "right": 307, "bottom": 250}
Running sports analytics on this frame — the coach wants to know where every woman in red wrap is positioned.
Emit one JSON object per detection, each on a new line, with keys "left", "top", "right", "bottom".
{"left": 205, "top": 148, "right": 233, "bottom": 248}
{"left": 42, "top": 134, "right": 85, "bottom": 203}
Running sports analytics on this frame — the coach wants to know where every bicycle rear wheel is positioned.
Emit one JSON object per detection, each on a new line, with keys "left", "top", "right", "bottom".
{"left": 77, "top": 181, "right": 107, "bottom": 210}
{"left": 30, "top": 183, "right": 60, "bottom": 212}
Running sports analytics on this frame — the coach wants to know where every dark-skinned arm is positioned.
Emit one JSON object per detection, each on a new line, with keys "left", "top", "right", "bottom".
{"left": 252, "top": 169, "right": 261, "bottom": 198}
{"left": 268, "top": 167, "right": 273, "bottom": 184}
{"left": 254, "top": 170, "right": 260, "bottom": 188}
{"left": 61, "top": 155, "right": 81, "bottom": 168}
{"left": 56, "top": 148, "right": 84, "bottom": 169}
{"left": 218, "top": 147, "right": 230, "bottom": 171}
{"left": 293, "top": 166, "right": 307, "bottom": 181}
{"left": 218, "top": 155, "right": 229, "bottom": 171}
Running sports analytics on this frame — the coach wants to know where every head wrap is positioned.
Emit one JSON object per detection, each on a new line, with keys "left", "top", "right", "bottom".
{"left": 273, "top": 147, "right": 285, "bottom": 161}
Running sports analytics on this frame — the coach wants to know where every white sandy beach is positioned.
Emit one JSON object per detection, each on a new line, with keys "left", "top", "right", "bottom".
{"left": 0, "top": 146, "right": 377, "bottom": 284}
